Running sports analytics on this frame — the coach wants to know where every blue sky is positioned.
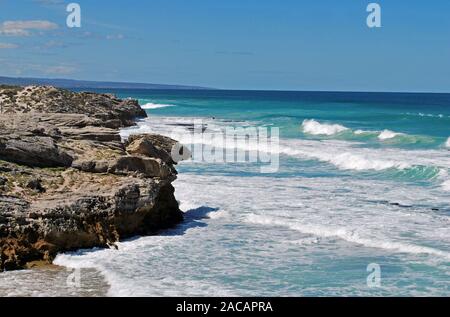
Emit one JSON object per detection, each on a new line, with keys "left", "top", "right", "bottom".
{"left": 0, "top": 0, "right": 449, "bottom": 92}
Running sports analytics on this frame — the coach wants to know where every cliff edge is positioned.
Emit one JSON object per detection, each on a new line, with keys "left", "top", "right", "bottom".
{"left": 0, "top": 86, "right": 186, "bottom": 271}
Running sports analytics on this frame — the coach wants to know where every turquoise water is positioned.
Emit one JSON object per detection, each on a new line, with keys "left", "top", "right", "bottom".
{"left": 52, "top": 90, "right": 450, "bottom": 296}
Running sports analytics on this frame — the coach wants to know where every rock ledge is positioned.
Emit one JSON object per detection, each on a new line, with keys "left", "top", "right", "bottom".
{"left": 0, "top": 86, "right": 185, "bottom": 271}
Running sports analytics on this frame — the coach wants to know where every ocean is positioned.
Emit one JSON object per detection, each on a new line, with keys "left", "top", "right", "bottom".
{"left": 1, "top": 90, "right": 449, "bottom": 296}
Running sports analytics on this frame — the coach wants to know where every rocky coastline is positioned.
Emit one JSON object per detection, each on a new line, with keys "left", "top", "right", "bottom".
{"left": 0, "top": 85, "right": 186, "bottom": 271}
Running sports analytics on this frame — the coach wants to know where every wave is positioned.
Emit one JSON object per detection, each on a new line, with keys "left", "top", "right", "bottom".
{"left": 246, "top": 214, "right": 450, "bottom": 260}
{"left": 301, "top": 119, "right": 348, "bottom": 136}
{"left": 378, "top": 130, "right": 403, "bottom": 140}
{"left": 50, "top": 172, "right": 450, "bottom": 296}
{"left": 124, "top": 117, "right": 450, "bottom": 174}
{"left": 185, "top": 131, "right": 447, "bottom": 177}
{"left": 405, "top": 112, "right": 449, "bottom": 119}
{"left": 301, "top": 119, "right": 437, "bottom": 146}
{"left": 354, "top": 129, "right": 375, "bottom": 135}
{"left": 140, "top": 102, "right": 175, "bottom": 110}
{"left": 300, "top": 119, "right": 403, "bottom": 140}
{"left": 281, "top": 145, "right": 411, "bottom": 171}
{"left": 53, "top": 247, "right": 236, "bottom": 297}
{"left": 281, "top": 141, "right": 450, "bottom": 181}
{"left": 446, "top": 137, "right": 450, "bottom": 148}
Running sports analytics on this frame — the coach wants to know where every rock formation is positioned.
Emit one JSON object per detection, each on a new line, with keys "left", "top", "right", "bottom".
{"left": 0, "top": 85, "right": 187, "bottom": 271}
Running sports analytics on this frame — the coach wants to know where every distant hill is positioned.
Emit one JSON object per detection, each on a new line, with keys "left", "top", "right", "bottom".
{"left": 0, "top": 76, "right": 213, "bottom": 90}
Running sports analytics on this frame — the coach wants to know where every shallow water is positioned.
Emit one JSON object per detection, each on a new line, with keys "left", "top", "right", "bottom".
{"left": 0, "top": 266, "right": 108, "bottom": 297}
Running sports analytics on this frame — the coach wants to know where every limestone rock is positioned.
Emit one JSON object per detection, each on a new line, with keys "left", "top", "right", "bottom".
{"left": 126, "top": 134, "right": 191, "bottom": 164}
{"left": 0, "top": 86, "right": 184, "bottom": 271}
{"left": 0, "top": 135, "right": 73, "bottom": 168}
{"left": 108, "top": 156, "right": 173, "bottom": 178}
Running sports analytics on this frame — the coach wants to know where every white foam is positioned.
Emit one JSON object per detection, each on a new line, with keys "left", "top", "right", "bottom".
{"left": 406, "top": 112, "right": 448, "bottom": 118}
{"left": 122, "top": 117, "right": 450, "bottom": 173}
{"left": 206, "top": 209, "right": 230, "bottom": 219}
{"left": 301, "top": 119, "right": 348, "bottom": 136}
{"left": 53, "top": 225, "right": 238, "bottom": 296}
{"left": 445, "top": 137, "right": 450, "bottom": 148}
{"left": 190, "top": 131, "right": 412, "bottom": 171}
{"left": 49, "top": 173, "right": 450, "bottom": 296}
{"left": 6, "top": 111, "right": 450, "bottom": 297}
{"left": 280, "top": 144, "right": 410, "bottom": 171}
{"left": 323, "top": 151, "right": 409, "bottom": 171}
{"left": 442, "top": 180, "right": 450, "bottom": 192}
{"left": 378, "top": 130, "right": 403, "bottom": 140}
{"left": 277, "top": 138, "right": 450, "bottom": 172}
{"left": 140, "top": 102, "right": 175, "bottom": 110}
{"left": 301, "top": 120, "right": 425, "bottom": 145}
{"left": 246, "top": 214, "right": 450, "bottom": 260}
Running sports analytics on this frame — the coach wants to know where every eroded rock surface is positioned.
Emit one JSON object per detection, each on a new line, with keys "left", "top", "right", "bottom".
{"left": 0, "top": 86, "right": 185, "bottom": 271}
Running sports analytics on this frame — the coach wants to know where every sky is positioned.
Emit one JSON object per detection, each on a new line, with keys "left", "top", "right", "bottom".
{"left": 0, "top": 0, "right": 449, "bottom": 92}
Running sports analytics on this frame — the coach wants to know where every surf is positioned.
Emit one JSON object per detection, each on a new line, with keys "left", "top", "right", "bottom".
{"left": 140, "top": 102, "right": 175, "bottom": 110}
{"left": 246, "top": 214, "right": 450, "bottom": 260}
{"left": 378, "top": 129, "right": 403, "bottom": 140}
{"left": 53, "top": 89, "right": 450, "bottom": 297}
{"left": 300, "top": 119, "right": 439, "bottom": 147}
{"left": 301, "top": 119, "right": 349, "bottom": 136}
{"left": 123, "top": 116, "right": 450, "bottom": 182}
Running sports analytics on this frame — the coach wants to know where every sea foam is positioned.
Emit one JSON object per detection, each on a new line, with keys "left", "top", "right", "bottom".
{"left": 246, "top": 214, "right": 450, "bottom": 260}
{"left": 442, "top": 180, "right": 450, "bottom": 192}
{"left": 406, "top": 112, "right": 448, "bottom": 118}
{"left": 140, "top": 102, "right": 175, "bottom": 110}
{"left": 302, "top": 120, "right": 414, "bottom": 143}
{"left": 445, "top": 137, "right": 450, "bottom": 148}
{"left": 50, "top": 172, "right": 450, "bottom": 296}
{"left": 301, "top": 119, "right": 348, "bottom": 136}
{"left": 378, "top": 130, "right": 403, "bottom": 140}
{"left": 123, "top": 117, "right": 450, "bottom": 174}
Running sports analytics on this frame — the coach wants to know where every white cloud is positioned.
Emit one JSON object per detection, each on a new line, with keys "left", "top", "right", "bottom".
{"left": 0, "top": 29, "right": 30, "bottom": 36}
{"left": 43, "top": 40, "right": 67, "bottom": 48}
{"left": 0, "top": 20, "right": 58, "bottom": 37}
{"left": 106, "top": 33, "right": 125, "bottom": 40}
{"left": 44, "top": 65, "right": 76, "bottom": 75}
{"left": 0, "top": 59, "right": 78, "bottom": 76}
{"left": 0, "top": 43, "right": 18, "bottom": 49}
{"left": 33, "top": 0, "right": 65, "bottom": 5}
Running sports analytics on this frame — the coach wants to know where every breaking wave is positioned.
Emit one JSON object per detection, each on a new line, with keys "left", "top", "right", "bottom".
{"left": 378, "top": 130, "right": 403, "bottom": 140}
{"left": 246, "top": 214, "right": 450, "bottom": 260}
{"left": 123, "top": 117, "right": 450, "bottom": 178}
{"left": 405, "top": 112, "right": 449, "bottom": 119}
{"left": 301, "top": 119, "right": 437, "bottom": 146}
{"left": 140, "top": 102, "right": 175, "bottom": 110}
{"left": 301, "top": 119, "right": 349, "bottom": 136}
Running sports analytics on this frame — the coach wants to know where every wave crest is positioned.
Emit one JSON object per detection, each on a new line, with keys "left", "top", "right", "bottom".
{"left": 246, "top": 214, "right": 450, "bottom": 260}
{"left": 378, "top": 130, "right": 403, "bottom": 140}
{"left": 141, "top": 103, "right": 175, "bottom": 110}
{"left": 301, "top": 119, "right": 348, "bottom": 136}
{"left": 301, "top": 120, "right": 435, "bottom": 146}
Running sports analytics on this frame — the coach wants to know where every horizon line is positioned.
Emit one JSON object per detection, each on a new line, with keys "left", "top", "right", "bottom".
{"left": 1, "top": 75, "right": 450, "bottom": 95}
